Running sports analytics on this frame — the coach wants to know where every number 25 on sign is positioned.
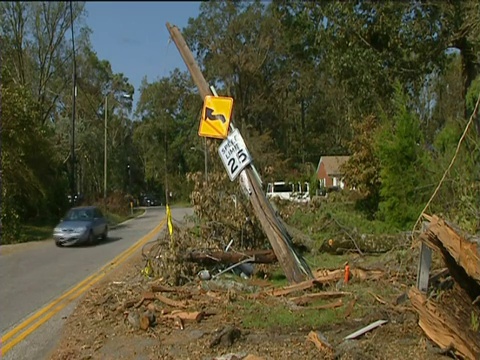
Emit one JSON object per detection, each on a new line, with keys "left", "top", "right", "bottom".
{"left": 218, "top": 129, "right": 252, "bottom": 181}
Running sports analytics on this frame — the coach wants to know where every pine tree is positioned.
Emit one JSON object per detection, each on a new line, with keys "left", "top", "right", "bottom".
{"left": 376, "top": 82, "right": 431, "bottom": 229}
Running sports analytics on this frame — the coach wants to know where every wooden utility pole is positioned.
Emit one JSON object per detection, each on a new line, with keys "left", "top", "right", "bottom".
{"left": 166, "top": 23, "right": 312, "bottom": 283}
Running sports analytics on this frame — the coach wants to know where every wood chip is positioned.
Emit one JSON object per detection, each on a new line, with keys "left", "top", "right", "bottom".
{"left": 139, "top": 314, "right": 150, "bottom": 330}
{"left": 173, "top": 316, "right": 184, "bottom": 330}
{"left": 307, "top": 330, "right": 334, "bottom": 353}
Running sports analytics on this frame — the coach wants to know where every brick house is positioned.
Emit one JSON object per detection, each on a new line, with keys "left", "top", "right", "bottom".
{"left": 316, "top": 156, "right": 350, "bottom": 189}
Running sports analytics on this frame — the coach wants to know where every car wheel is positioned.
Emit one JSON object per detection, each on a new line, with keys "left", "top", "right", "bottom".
{"left": 55, "top": 241, "right": 62, "bottom": 247}
{"left": 88, "top": 230, "right": 95, "bottom": 245}
{"left": 101, "top": 226, "right": 108, "bottom": 241}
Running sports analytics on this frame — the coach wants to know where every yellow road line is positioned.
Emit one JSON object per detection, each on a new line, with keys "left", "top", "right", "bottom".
{"left": 1, "top": 218, "right": 166, "bottom": 356}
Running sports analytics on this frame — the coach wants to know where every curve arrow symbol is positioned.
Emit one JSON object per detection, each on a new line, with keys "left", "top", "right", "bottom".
{"left": 206, "top": 107, "right": 226, "bottom": 124}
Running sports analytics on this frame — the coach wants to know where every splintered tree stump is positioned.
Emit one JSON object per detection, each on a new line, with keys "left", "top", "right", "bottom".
{"left": 420, "top": 215, "right": 480, "bottom": 300}
{"left": 409, "top": 286, "right": 480, "bottom": 360}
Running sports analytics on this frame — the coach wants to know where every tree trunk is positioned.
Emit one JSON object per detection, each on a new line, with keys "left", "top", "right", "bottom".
{"left": 182, "top": 249, "right": 277, "bottom": 265}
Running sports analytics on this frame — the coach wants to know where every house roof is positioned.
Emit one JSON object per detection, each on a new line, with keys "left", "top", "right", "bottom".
{"left": 316, "top": 156, "right": 350, "bottom": 176}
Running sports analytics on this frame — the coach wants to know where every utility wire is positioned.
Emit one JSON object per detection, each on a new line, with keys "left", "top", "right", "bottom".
{"left": 411, "top": 92, "right": 480, "bottom": 246}
{"left": 69, "top": 1, "right": 77, "bottom": 199}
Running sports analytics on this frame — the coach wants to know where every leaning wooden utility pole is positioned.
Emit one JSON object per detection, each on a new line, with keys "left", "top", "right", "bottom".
{"left": 166, "top": 23, "right": 312, "bottom": 283}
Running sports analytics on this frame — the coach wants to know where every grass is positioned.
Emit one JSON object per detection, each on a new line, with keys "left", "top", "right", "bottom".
{"left": 19, "top": 223, "right": 57, "bottom": 243}
{"left": 233, "top": 274, "right": 401, "bottom": 333}
{"left": 236, "top": 299, "right": 344, "bottom": 330}
{"left": 287, "top": 199, "right": 397, "bottom": 245}
{"left": 305, "top": 252, "right": 350, "bottom": 270}
{"left": 105, "top": 208, "right": 145, "bottom": 227}
{"left": 233, "top": 243, "right": 408, "bottom": 333}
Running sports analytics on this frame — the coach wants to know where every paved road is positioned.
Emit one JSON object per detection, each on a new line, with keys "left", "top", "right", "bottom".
{"left": 0, "top": 206, "right": 192, "bottom": 359}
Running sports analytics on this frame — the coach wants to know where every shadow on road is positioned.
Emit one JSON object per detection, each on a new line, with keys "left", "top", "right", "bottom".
{"left": 110, "top": 223, "right": 131, "bottom": 231}
{"left": 95, "top": 236, "right": 122, "bottom": 247}
{"left": 67, "top": 236, "right": 123, "bottom": 249}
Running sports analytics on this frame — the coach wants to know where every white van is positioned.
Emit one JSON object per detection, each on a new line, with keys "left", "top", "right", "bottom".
{"left": 266, "top": 181, "right": 310, "bottom": 203}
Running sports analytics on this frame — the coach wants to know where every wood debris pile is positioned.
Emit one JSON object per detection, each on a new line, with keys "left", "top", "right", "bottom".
{"left": 409, "top": 214, "right": 480, "bottom": 360}
{"left": 77, "top": 252, "right": 392, "bottom": 357}
{"left": 188, "top": 171, "right": 269, "bottom": 250}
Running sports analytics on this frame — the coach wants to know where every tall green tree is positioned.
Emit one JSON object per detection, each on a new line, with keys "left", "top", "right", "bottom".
{"left": 375, "top": 83, "right": 432, "bottom": 228}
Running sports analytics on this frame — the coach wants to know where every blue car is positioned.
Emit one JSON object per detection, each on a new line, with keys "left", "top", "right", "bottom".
{"left": 53, "top": 206, "right": 108, "bottom": 247}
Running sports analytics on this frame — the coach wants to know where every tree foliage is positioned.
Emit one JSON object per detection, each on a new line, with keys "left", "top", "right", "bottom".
{"left": 2, "top": 0, "right": 480, "bottom": 241}
{"left": 375, "top": 83, "right": 433, "bottom": 228}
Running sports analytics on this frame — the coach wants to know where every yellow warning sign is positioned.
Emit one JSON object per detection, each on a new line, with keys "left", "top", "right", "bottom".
{"left": 199, "top": 95, "right": 233, "bottom": 139}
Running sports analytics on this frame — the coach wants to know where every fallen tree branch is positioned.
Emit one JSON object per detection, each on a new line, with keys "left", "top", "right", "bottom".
{"left": 182, "top": 249, "right": 277, "bottom": 265}
{"left": 155, "top": 293, "right": 187, "bottom": 309}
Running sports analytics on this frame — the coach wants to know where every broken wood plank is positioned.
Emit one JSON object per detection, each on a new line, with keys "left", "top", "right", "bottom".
{"left": 164, "top": 311, "right": 204, "bottom": 323}
{"left": 290, "top": 291, "right": 349, "bottom": 306}
{"left": 409, "top": 286, "right": 480, "bottom": 360}
{"left": 155, "top": 293, "right": 187, "bottom": 309}
{"left": 344, "top": 319, "right": 388, "bottom": 340}
{"left": 268, "top": 278, "right": 323, "bottom": 297}
{"left": 183, "top": 250, "right": 277, "bottom": 265}
{"left": 267, "top": 268, "right": 383, "bottom": 297}
{"left": 307, "top": 330, "right": 334, "bottom": 353}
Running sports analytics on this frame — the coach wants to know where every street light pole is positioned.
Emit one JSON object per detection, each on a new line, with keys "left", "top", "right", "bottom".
{"left": 104, "top": 95, "right": 108, "bottom": 202}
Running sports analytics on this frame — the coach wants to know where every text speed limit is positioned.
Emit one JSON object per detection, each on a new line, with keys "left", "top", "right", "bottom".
{"left": 218, "top": 129, "right": 252, "bottom": 181}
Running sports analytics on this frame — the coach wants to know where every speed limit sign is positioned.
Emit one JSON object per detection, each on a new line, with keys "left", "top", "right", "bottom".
{"left": 218, "top": 129, "right": 252, "bottom": 181}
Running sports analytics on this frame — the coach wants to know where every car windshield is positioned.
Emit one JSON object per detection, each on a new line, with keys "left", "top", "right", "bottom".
{"left": 64, "top": 208, "right": 94, "bottom": 221}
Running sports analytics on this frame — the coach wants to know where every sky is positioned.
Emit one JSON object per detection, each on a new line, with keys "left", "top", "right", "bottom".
{"left": 84, "top": 2, "right": 202, "bottom": 109}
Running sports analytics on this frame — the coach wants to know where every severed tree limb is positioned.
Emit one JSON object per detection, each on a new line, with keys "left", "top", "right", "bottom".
{"left": 155, "top": 293, "right": 187, "bottom": 309}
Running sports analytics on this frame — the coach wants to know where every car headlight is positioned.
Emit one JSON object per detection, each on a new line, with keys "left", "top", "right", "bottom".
{"left": 53, "top": 227, "right": 61, "bottom": 233}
